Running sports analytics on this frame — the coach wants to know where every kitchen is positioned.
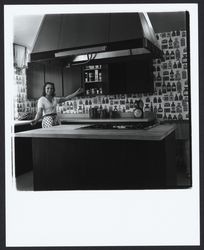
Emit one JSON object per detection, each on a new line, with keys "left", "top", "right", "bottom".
{"left": 13, "top": 11, "right": 191, "bottom": 191}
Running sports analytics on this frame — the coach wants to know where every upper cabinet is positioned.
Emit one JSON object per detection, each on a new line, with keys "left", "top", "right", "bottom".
{"left": 27, "top": 62, "right": 63, "bottom": 99}
{"left": 44, "top": 63, "right": 63, "bottom": 96}
{"left": 63, "top": 66, "right": 82, "bottom": 96}
{"left": 109, "top": 13, "right": 143, "bottom": 43}
{"left": 32, "top": 15, "right": 61, "bottom": 53}
{"left": 59, "top": 14, "right": 110, "bottom": 49}
{"left": 27, "top": 62, "right": 45, "bottom": 99}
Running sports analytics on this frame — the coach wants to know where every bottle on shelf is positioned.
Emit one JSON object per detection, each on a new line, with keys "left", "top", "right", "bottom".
{"left": 98, "top": 71, "right": 102, "bottom": 82}
{"left": 84, "top": 72, "right": 88, "bottom": 82}
{"left": 130, "top": 99, "right": 134, "bottom": 108}
{"left": 99, "top": 87, "right": 103, "bottom": 95}
{"left": 95, "top": 70, "right": 99, "bottom": 81}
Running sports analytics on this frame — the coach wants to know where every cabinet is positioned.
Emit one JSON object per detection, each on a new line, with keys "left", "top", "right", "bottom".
{"left": 32, "top": 15, "right": 61, "bottom": 53}
{"left": 82, "top": 56, "right": 154, "bottom": 96}
{"left": 27, "top": 62, "right": 45, "bottom": 99}
{"left": 82, "top": 64, "right": 109, "bottom": 96}
{"left": 63, "top": 65, "right": 82, "bottom": 96}
{"left": 45, "top": 63, "right": 63, "bottom": 96}
{"left": 27, "top": 62, "right": 63, "bottom": 99}
{"left": 27, "top": 62, "right": 82, "bottom": 99}
{"left": 108, "top": 57, "right": 154, "bottom": 94}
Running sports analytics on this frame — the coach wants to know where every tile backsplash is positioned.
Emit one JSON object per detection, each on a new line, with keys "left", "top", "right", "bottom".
{"left": 14, "top": 29, "right": 189, "bottom": 121}
{"left": 13, "top": 68, "right": 37, "bottom": 120}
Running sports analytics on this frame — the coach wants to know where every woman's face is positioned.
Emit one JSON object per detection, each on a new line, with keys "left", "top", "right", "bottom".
{"left": 45, "top": 84, "right": 54, "bottom": 96}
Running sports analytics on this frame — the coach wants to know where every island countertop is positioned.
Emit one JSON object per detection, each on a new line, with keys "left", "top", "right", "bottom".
{"left": 14, "top": 124, "right": 176, "bottom": 141}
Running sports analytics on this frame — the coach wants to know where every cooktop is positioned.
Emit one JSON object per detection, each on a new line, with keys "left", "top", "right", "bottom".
{"left": 80, "top": 120, "right": 158, "bottom": 130}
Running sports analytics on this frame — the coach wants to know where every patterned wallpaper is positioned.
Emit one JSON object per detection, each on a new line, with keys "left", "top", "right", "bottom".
{"left": 14, "top": 29, "right": 189, "bottom": 121}
{"left": 13, "top": 68, "right": 37, "bottom": 120}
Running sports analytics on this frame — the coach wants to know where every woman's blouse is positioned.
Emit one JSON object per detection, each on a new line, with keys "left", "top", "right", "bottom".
{"left": 37, "top": 96, "right": 60, "bottom": 116}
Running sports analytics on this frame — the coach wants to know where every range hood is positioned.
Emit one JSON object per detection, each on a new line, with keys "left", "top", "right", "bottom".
{"left": 31, "top": 13, "right": 163, "bottom": 63}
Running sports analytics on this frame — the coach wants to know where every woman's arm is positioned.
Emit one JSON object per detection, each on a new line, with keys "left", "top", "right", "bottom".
{"left": 58, "top": 87, "right": 84, "bottom": 104}
{"left": 30, "top": 107, "right": 43, "bottom": 126}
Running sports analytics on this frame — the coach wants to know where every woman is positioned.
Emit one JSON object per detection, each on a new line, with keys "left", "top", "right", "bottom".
{"left": 31, "top": 82, "right": 83, "bottom": 128}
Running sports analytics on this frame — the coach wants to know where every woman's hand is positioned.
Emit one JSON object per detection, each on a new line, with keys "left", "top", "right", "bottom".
{"left": 59, "top": 87, "right": 84, "bottom": 103}
{"left": 75, "top": 87, "right": 84, "bottom": 96}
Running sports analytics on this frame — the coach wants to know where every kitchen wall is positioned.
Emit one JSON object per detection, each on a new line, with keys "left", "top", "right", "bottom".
{"left": 14, "top": 29, "right": 189, "bottom": 121}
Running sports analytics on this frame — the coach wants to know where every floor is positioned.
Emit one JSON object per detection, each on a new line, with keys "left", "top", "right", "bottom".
{"left": 15, "top": 167, "right": 191, "bottom": 191}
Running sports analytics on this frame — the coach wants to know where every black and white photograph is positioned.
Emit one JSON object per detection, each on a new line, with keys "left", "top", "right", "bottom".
{"left": 4, "top": 3, "right": 200, "bottom": 247}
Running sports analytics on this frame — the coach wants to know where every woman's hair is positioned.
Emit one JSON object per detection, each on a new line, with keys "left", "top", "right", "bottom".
{"left": 42, "top": 82, "right": 56, "bottom": 97}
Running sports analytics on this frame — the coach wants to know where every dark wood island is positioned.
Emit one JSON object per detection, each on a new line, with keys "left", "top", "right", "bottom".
{"left": 15, "top": 124, "right": 176, "bottom": 191}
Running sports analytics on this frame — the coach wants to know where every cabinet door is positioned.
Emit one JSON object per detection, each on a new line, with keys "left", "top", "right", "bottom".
{"left": 63, "top": 66, "right": 82, "bottom": 96}
{"left": 108, "top": 62, "right": 126, "bottom": 94}
{"left": 59, "top": 14, "right": 109, "bottom": 50}
{"left": 44, "top": 63, "right": 63, "bottom": 96}
{"left": 109, "top": 13, "right": 143, "bottom": 42}
{"left": 125, "top": 59, "right": 154, "bottom": 94}
{"left": 27, "top": 62, "right": 45, "bottom": 99}
{"left": 32, "top": 14, "right": 61, "bottom": 53}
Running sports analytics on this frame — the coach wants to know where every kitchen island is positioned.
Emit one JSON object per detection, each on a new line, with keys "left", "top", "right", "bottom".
{"left": 15, "top": 124, "right": 176, "bottom": 190}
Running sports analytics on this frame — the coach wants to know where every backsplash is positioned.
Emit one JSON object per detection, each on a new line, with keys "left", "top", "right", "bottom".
{"left": 13, "top": 68, "right": 37, "bottom": 120}
{"left": 14, "top": 29, "right": 189, "bottom": 121}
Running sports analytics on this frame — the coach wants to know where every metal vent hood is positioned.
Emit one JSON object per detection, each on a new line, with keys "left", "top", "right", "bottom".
{"left": 31, "top": 13, "right": 163, "bottom": 63}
